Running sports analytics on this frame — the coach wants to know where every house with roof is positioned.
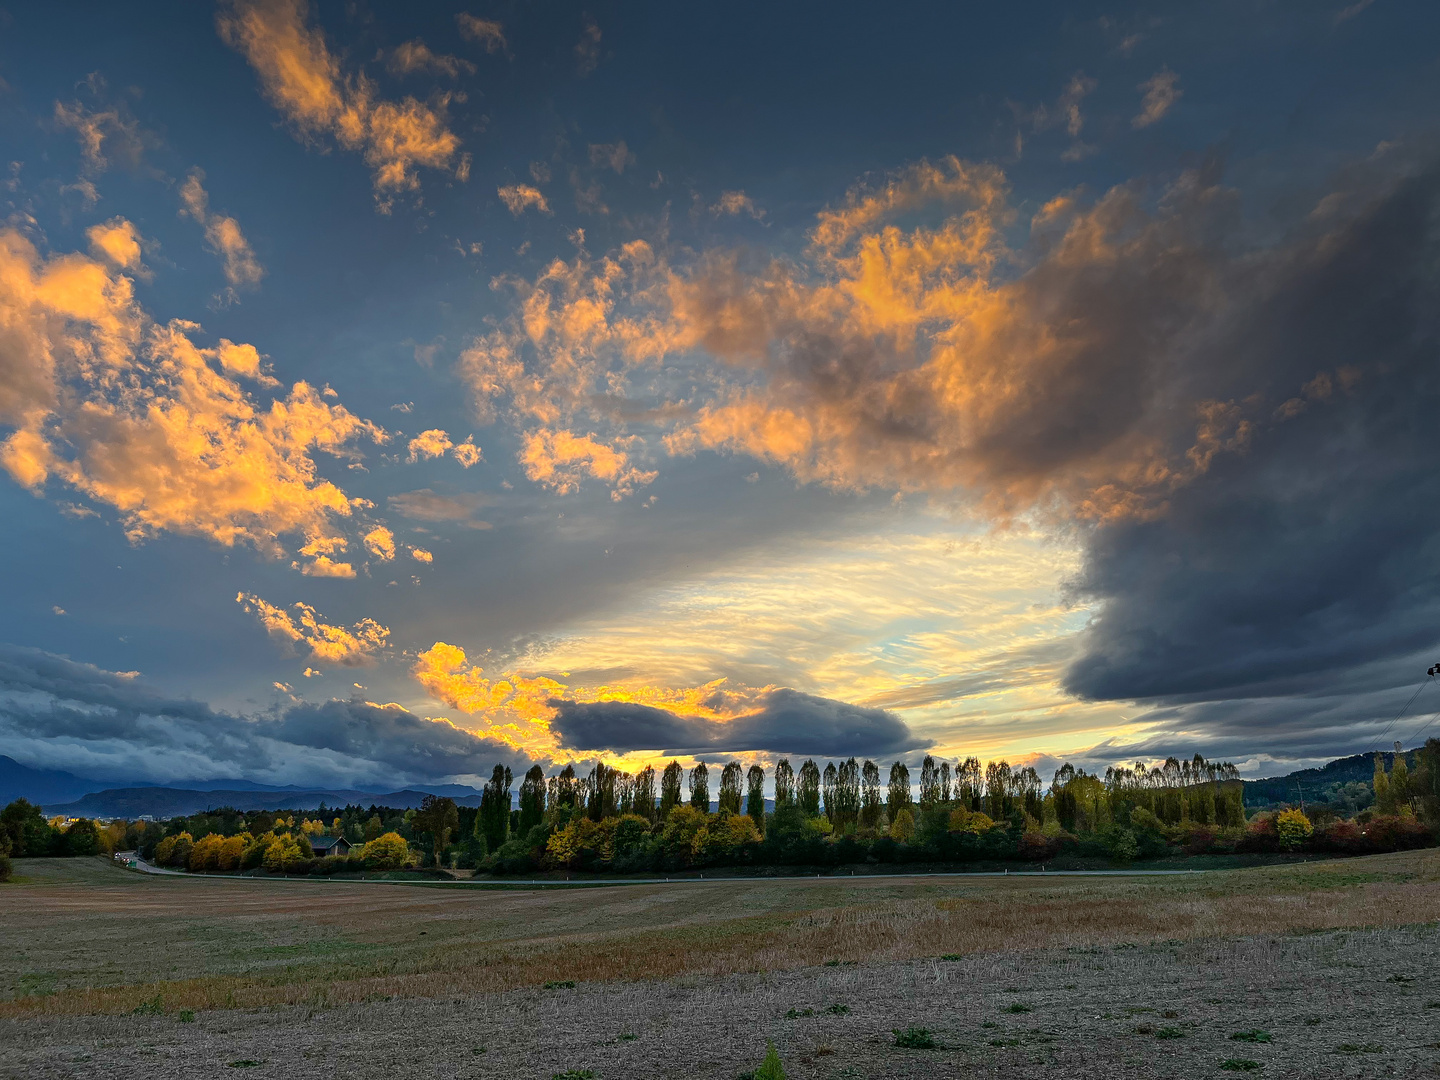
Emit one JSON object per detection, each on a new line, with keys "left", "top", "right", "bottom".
{"left": 309, "top": 835, "right": 354, "bottom": 858}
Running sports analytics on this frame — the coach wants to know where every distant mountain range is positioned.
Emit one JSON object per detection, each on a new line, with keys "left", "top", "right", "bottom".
{"left": 0, "top": 756, "right": 484, "bottom": 817}
{"left": 43, "top": 786, "right": 485, "bottom": 818}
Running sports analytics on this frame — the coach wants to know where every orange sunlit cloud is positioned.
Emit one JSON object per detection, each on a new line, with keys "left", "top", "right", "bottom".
{"left": 237, "top": 591, "right": 389, "bottom": 665}
{"left": 218, "top": 0, "right": 462, "bottom": 205}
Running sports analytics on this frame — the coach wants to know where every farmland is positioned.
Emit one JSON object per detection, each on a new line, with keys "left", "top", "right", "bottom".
{"left": 2, "top": 851, "right": 1438, "bottom": 1077}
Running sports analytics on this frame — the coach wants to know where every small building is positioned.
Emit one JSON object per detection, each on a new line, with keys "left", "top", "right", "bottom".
{"left": 309, "top": 835, "right": 353, "bottom": 858}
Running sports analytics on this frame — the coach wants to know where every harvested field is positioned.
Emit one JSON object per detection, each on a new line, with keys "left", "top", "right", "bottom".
{"left": 3, "top": 851, "right": 1439, "bottom": 1077}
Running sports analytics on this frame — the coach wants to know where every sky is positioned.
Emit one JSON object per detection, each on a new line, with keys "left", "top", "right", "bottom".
{"left": 1, "top": 0, "right": 1439, "bottom": 791}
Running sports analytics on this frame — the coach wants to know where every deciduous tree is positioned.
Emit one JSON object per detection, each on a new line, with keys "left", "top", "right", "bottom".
{"left": 689, "top": 762, "right": 710, "bottom": 813}
{"left": 659, "top": 760, "right": 684, "bottom": 817}
{"left": 888, "top": 762, "right": 912, "bottom": 822}
{"left": 719, "top": 761, "right": 743, "bottom": 814}
{"left": 799, "top": 759, "right": 821, "bottom": 816}
{"left": 774, "top": 759, "right": 795, "bottom": 809}
{"left": 746, "top": 765, "right": 766, "bottom": 831}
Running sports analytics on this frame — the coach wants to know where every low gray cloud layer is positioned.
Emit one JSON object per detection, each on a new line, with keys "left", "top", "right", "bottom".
{"left": 0, "top": 645, "right": 533, "bottom": 788}
{"left": 549, "top": 687, "right": 928, "bottom": 758}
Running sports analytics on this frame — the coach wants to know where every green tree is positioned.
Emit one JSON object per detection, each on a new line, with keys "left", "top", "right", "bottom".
{"left": 633, "top": 765, "right": 657, "bottom": 822}
{"left": 774, "top": 759, "right": 795, "bottom": 809}
{"left": 890, "top": 808, "right": 914, "bottom": 843}
{"left": 919, "top": 755, "right": 941, "bottom": 808}
{"left": 746, "top": 765, "right": 766, "bottom": 832}
{"left": 518, "top": 765, "right": 547, "bottom": 833}
{"left": 689, "top": 763, "right": 710, "bottom": 813}
{"left": 861, "top": 760, "right": 882, "bottom": 828}
{"left": 888, "top": 761, "right": 912, "bottom": 823}
{"left": 798, "top": 759, "right": 821, "bottom": 816}
{"left": 719, "top": 761, "right": 743, "bottom": 814}
{"left": 62, "top": 818, "right": 101, "bottom": 857}
{"left": 1415, "top": 738, "right": 1440, "bottom": 825}
{"left": 363, "top": 814, "right": 384, "bottom": 841}
{"left": 1373, "top": 753, "right": 1394, "bottom": 815}
{"left": 0, "top": 799, "right": 54, "bottom": 857}
{"left": 416, "top": 795, "right": 459, "bottom": 866}
{"left": 821, "top": 761, "right": 837, "bottom": 823}
{"left": 586, "top": 762, "right": 617, "bottom": 821}
{"left": 659, "top": 760, "right": 684, "bottom": 817}
{"left": 834, "top": 757, "right": 860, "bottom": 830}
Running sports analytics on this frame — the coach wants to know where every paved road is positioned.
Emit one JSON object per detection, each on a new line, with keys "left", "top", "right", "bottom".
{"left": 112, "top": 852, "right": 1204, "bottom": 887}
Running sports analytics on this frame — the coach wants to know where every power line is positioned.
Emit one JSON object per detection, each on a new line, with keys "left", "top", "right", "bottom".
{"left": 1365, "top": 672, "right": 1434, "bottom": 756}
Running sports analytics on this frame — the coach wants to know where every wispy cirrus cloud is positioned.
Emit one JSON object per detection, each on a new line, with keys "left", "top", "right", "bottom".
{"left": 1133, "top": 69, "right": 1181, "bottom": 128}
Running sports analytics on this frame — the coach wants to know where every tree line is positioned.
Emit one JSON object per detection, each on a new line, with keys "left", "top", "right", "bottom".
{"left": 3, "top": 741, "right": 1437, "bottom": 881}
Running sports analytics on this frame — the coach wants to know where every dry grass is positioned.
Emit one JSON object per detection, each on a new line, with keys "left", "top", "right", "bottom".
{"left": 3, "top": 849, "right": 1437, "bottom": 1019}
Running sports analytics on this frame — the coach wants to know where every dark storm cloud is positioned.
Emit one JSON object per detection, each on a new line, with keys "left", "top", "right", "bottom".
{"left": 549, "top": 687, "right": 927, "bottom": 757}
{"left": 0, "top": 645, "right": 532, "bottom": 787}
{"left": 1064, "top": 162, "right": 1440, "bottom": 751}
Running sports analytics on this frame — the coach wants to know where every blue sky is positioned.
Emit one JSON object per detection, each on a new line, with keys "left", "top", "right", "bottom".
{"left": 1, "top": 0, "right": 1438, "bottom": 789}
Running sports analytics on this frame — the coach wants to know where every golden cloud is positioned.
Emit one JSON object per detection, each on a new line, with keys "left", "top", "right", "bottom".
{"left": 179, "top": 170, "right": 265, "bottom": 290}
{"left": 218, "top": 0, "right": 462, "bottom": 203}
{"left": 362, "top": 524, "right": 396, "bottom": 560}
{"left": 237, "top": 591, "right": 389, "bottom": 665}
{"left": 519, "top": 428, "right": 656, "bottom": 500}
{"left": 0, "top": 223, "right": 383, "bottom": 553}
{"left": 86, "top": 219, "right": 144, "bottom": 271}
{"left": 456, "top": 155, "right": 1258, "bottom": 522}
{"left": 497, "top": 184, "right": 550, "bottom": 216}
{"left": 405, "top": 428, "right": 453, "bottom": 462}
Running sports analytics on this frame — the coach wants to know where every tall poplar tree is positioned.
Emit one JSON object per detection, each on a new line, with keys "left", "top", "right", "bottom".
{"left": 634, "top": 765, "right": 657, "bottom": 822}
{"left": 774, "top": 759, "right": 795, "bottom": 809}
{"left": 835, "top": 757, "right": 861, "bottom": 829}
{"left": 479, "top": 765, "right": 512, "bottom": 850}
{"left": 719, "top": 761, "right": 743, "bottom": 814}
{"left": 799, "top": 760, "right": 822, "bottom": 816}
{"left": 518, "top": 765, "right": 547, "bottom": 833}
{"left": 660, "top": 760, "right": 684, "bottom": 817}
{"left": 887, "top": 761, "right": 912, "bottom": 822}
{"left": 861, "top": 760, "right": 882, "bottom": 828}
{"left": 690, "top": 763, "right": 710, "bottom": 813}
{"left": 746, "top": 764, "right": 766, "bottom": 831}
{"left": 822, "top": 762, "right": 837, "bottom": 822}
{"left": 919, "top": 756, "right": 940, "bottom": 808}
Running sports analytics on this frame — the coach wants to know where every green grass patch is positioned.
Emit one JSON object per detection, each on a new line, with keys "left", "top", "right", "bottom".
{"left": 1005, "top": 1002, "right": 1032, "bottom": 1014}
{"left": 543, "top": 980, "right": 576, "bottom": 990}
{"left": 893, "top": 1026, "right": 937, "bottom": 1049}
{"left": 1230, "top": 1030, "right": 1272, "bottom": 1043}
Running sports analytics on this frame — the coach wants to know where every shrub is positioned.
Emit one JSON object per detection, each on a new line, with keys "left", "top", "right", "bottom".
{"left": 1105, "top": 827, "right": 1139, "bottom": 864}
{"left": 893, "top": 1027, "right": 937, "bottom": 1049}
{"left": 362, "top": 831, "right": 411, "bottom": 870}
{"left": 1230, "top": 1030, "right": 1272, "bottom": 1043}
{"left": 0, "top": 850, "right": 11, "bottom": 882}
{"left": 1275, "top": 809, "right": 1313, "bottom": 849}
{"left": 1237, "top": 814, "right": 1279, "bottom": 854}
{"left": 755, "top": 1041, "right": 786, "bottom": 1080}
{"left": 1220, "top": 1060, "right": 1262, "bottom": 1071}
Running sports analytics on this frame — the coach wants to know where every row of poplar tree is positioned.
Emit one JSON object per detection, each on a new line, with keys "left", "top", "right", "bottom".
{"left": 462, "top": 753, "right": 1248, "bottom": 854}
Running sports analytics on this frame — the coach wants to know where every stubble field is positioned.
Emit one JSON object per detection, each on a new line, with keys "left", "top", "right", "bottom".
{"left": 2, "top": 851, "right": 1438, "bottom": 1078}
